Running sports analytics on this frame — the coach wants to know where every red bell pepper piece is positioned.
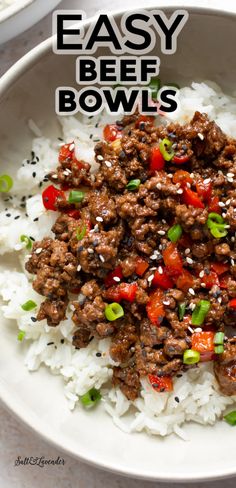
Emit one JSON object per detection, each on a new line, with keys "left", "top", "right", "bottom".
{"left": 162, "top": 242, "right": 183, "bottom": 278}
{"left": 65, "top": 209, "right": 81, "bottom": 219}
{"left": 173, "top": 170, "right": 193, "bottom": 187}
{"left": 191, "top": 331, "right": 215, "bottom": 353}
{"left": 135, "top": 257, "right": 149, "bottom": 277}
{"left": 200, "top": 270, "right": 219, "bottom": 289}
{"left": 149, "top": 146, "right": 165, "bottom": 172}
{"left": 42, "top": 185, "right": 65, "bottom": 211}
{"left": 176, "top": 269, "right": 194, "bottom": 292}
{"left": 148, "top": 374, "right": 173, "bottom": 392}
{"left": 172, "top": 154, "right": 190, "bottom": 164}
{"left": 196, "top": 177, "right": 212, "bottom": 202}
{"left": 208, "top": 195, "right": 221, "bottom": 213}
{"left": 135, "top": 115, "right": 154, "bottom": 128}
{"left": 59, "top": 142, "right": 74, "bottom": 163}
{"left": 103, "top": 124, "right": 122, "bottom": 142}
{"left": 146, "top": 289, "right": 165, "bottom": 325}
{"left": 211, "top": 262, "right": 230, "bottom": 276}
{"left": 182, "top": 187, "right": 205, "bottom": 209}
{"left": 228, "top": 299, "right": 236, "bottom": 309}
{"left": 105, "top": 282, "right": 138, "bottom": 303}
{"left": 104, "top": 266, "right": 123, "bottom": 288}
{"left": 152, "top": 266, "right": 174, "bottom": 289}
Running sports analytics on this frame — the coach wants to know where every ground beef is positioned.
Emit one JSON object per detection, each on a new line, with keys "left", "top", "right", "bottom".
{"left": 25, "top": 110, "right": 236, "bottom": 400}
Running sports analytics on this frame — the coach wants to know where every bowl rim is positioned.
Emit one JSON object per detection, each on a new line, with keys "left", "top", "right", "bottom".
{"left": 0, "top": 0, "right": 34, "bottom": 23}
{"left": 1, "top": 2, "right": 236, "bottom": 482}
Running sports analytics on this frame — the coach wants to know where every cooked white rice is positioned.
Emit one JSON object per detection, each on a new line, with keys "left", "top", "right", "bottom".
{"left": 0, "top": 0, "right": 18, "bottom": 11}
{"left": 1, "top": 81, "right": 236, "bottom": 438}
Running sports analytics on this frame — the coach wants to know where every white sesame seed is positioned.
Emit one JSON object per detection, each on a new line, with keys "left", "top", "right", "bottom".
{"left": 204, "top": 178, "right": 211, "bottom": 184}
{"left": 226, "top": 199, "right": 231, "bottom": 206}
{"left": 194, "top": 327, "right": 202, "bottom": 333}
{"left": 186, "top": 257, "right": 193, "bottom": 264}
{"left": 186, "top": 182, "right": 191, "bottom": 188}
{"left": 35, "top": 248, "right": 42, "bottom": 254}
{"left": 189, "top": 303, "right": 196, "bottom": 311}
{"left": 227, "top": 172, "right": 234, "bottom": 178}
{"left": 218, "top": 297, "right": 222, "bottom": 304}
{"left": 231, "top": 236, "right": 235, "bottom": 242}
{"left": 99, "top": 255, "right": 105, "bottom": 262}
{"left": 228, "top": 178, "right": 234, "bottom": 183}
{"left": 104, "top": 160, "right": 112, "bottom": 168}
{"left": 159, "top": 244, "right": 163, "bottom": 250}
{"left": 157, "top": 230, "right": 165, "bottom": 236}
{"left": 222, "top": 213, "right": 226, "bottom": 218}
{"left": 198, "top": 133, "right": 204, "bottom": 140}
{"left": 14, "top": 244, "right": 23, "bottom": 251}
{"left": 156, "top": 183, "right": 162, "bottom": 190}
{"left": 96, "top": 216, "right": 103, "bottom": 222}
{"left": 231, "top": 259, "right": 235, "bottom": 266}
{"left": 163, "top": 300, "right": 170, "bottom": 305}
{"left": 158, "top": 266, "right": 163, "bottom": 274}
{"left": 69, "top": 143, "right": 75, "bottom": 151}
{"left": 148, "top": 274, "right": 154, "bottom": 284}
{"left": 77, "top": 264, "right": 81, "bottom": 272}
{"left": 70, "top": 304, "right": 76, "bottom": 312}
{"left": 51, "top": 174, "right": 58, "bottom": 179}
{"left": 188, "top": 326, "right": 194, "bottom": 334}
{"left": 97, "top": 155, "right": 104, "bottom": 161}
{"left": 199, "top": 270, "right": 205, "bottom": 278}
{"left": 177, "top": 188, "right": 183, "bottom": 194}
{"left": 162, "top": 219, "right": 167, "bottom": 224}
{"left": 150, "top": 267, "right": 157, "bottom": 271}
{"left": 185, "top": 248, "right": 190, "bottom": 255}
{"left": 113, "top": 277, "right": 121, "bottom": 282}
{"left": 218, "top": 202, "right": 225, "bottom": 208}
{"left": 88, "top": 248, "right": 94, "bottom": 254}
{"left": 167, "top": 173, "right": 173, "bottom": 178}
{"left": 225, "top": 225, "right": 230, "bottom": 229}
{"left": 218, "top": 170, "right": 223, "bottom": 175}
{"left": 201, "top": 283, "right": 206, "bottom": 288}
{"left": 150, "top": 254, "right": 157, "bottom": 260}
{"left": 189, "top": 288, "right": 195, "bottom": 296}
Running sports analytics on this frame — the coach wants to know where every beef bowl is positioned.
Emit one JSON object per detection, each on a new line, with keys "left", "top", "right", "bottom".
{"left": 1, "top": 1, "right": 236, "bottom": 482}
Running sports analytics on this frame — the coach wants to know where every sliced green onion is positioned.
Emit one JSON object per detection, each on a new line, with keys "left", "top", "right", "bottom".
{"left": 168, "top": 224, "right": 182, "bottom": 242}
{"left": 214, "top": 345, "right": 224, "bottom": 354}
{"left": 224, "top": 410, "right": 236, "bottom": 426}
{"left": 214, "top": 332, "right": 225, "bottom": 345}
{"left": 80, "top": 388, "right": 101, "bottom": 408}
{"left": 126, "top": 179, "right": 141, "bottom": 191}
{"left": 207, "top": 212, "right": 228, "bottom": 238}
{"left": 17, "top": 330, "right": 26, "bottom": 342}
{"left": 178, "top": 302, "right": 186, "bottom": 321}
{"left": 159, "top": 138, "right": 175, "bottom": 161}
{"left": 209, "top": 224, "right": 228, "bottom": 238}
{"left": 0, "top": 174, "right": 13, "bottom": 193}
{"left": 20, "top": 235, "right": 33, "bottom": 250}
{"left": 76, "top": 223, "right": 87, "bottom": 241}
{"left": 183, "top": 349, "right": 200, "bottom": 365}
{"left": 148, "top": 77, "right": 161, "bottom": 101}
{"left": 21, "top": 300, "right": 37, "bottom": 312}
{"left": 105, "top": 302, "right": 124, "bottom": 321}
{"left": 191, "top": 300, "right": 211, "bottom": 326}
{"left": 68, "top": 190, "right": 85, "bottom": 204}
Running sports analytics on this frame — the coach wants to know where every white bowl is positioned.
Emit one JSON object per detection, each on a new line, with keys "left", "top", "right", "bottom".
{"left": 1, "top": 3, "right": 236, "bottom": 482}
{"left": 0, "top": 0, "right": 61, "bottom": 44}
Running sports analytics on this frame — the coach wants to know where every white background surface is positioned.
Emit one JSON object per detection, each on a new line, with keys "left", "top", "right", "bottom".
{"left": 1, "top": 0, "right": 236, "bottom": 486}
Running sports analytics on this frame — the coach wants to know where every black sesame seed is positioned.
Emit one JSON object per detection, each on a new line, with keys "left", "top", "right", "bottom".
{"left": 30, "top": 236, "right": 35, "bottom": 241}
{"left": 139, "top": 122, "right": 145, "bottom": 131}
{"left": 31, "top": 317, "right": 37, "bottom": 323}
{"left": 31, "top": 161, "right": 37, "bottom": 165}
{"left": 89, "top": 134, "right": 93, "bottom": 139}
{"left": 176, "top": 374, "right": 182, "bottom": 378}
{"left": 36, "top": 156, "right": 39, "bottom": 162}
{"left": 96, "top": 352, "right": 102, "bottom": 357}
{"left": 14, "top": 215, "right": 20, "bottom": 220}
{"left": 60, "top": 339, "right": 65, "bottom": 344}
{"left": 20, "top": 203, "right": 26, "bottom": 208}
{"left": 47, "top": 342, "right": 54, "bottom": 346}
{"left": 58, "top": 137, "right": 63, "bottom": 141}
{"left": 21, "top": 196, "right": 26, "bottom": 202}
{"left": 174, "top": 396, "right": 180, "bottom": 403}
{"left": 95, "top": 123, "right": 99, "bottom": 128}
{"left": 6, "top": 213, "right": 11, "bottom": 217}
{"left": 39, "top": 182, "right": 43, "bottom": 188}
{"left": 33, "top": 218, "right": 39, "bottom": 222}
{"left": 32, "top": 172, "right": 36, "bottom": 178}
{"left": 31, "top": 151, "right": 35, "bottom": 159}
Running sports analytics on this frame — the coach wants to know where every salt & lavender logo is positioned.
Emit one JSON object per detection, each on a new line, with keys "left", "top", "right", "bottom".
{"left": 14, "top": 456, "right": 65, "bottom": 468}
